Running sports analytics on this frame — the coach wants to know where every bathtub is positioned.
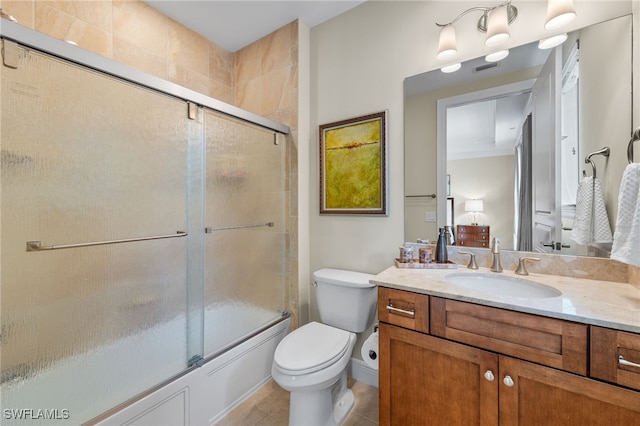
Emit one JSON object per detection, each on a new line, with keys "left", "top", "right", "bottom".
{"left": 1, "top": 306, "right": 290, "bottom": 426}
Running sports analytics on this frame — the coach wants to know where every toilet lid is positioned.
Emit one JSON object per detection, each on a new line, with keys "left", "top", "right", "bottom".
{"left": 274, "top": 322, "right": 352, "bottom": 375}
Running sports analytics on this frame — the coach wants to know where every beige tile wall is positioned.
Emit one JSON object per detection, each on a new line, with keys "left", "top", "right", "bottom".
{"left": 0, "top": 0, "right": 299, "bottom": 326}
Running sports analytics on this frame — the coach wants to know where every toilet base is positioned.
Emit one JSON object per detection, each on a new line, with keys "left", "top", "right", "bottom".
{"left": 288, "top": 370, "right": 354, "bottom": 426}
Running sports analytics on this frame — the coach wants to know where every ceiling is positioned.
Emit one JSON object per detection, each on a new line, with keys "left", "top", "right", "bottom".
{"left": 144, "top": 0, "right": 367, "bottom": 52}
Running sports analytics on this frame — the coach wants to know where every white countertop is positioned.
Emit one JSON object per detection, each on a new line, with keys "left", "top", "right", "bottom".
{"left": 372, "top": 265, "right": 640, "bottom": 334}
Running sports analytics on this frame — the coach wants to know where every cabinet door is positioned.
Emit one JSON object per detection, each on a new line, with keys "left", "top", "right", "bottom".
{"left": 379, "top": 323, "right": 498, "bottom": 426}
{"left": 499, "top": 356, "right": 640, "bottom": 425}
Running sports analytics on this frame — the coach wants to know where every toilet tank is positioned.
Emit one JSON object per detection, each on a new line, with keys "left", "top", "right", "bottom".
{"left": 313, "top": 268, "right": 377, "bottom": 333}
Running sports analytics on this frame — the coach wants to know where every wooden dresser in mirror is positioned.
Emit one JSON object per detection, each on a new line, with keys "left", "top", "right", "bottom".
{"left": 456, "top": 225, "right": 490, "bottom": 248}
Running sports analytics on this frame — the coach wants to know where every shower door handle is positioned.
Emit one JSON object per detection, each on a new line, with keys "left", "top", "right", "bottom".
{"left": 205, "top": 222, "right": 274, "bottom": 233}
{"left": 26, "top": 231, "right": 187, "bottom": 252}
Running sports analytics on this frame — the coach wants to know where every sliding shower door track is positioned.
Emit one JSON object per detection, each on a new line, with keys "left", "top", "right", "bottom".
{"left": 0, "top": 19, "right": 289, "bottom": 135}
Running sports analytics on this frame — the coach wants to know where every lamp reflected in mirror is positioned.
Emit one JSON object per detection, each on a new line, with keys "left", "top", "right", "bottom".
{"left": 465, "top": 199, "right": 484, "bottom": 225}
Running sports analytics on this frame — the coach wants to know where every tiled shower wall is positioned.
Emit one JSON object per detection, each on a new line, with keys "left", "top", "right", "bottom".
{"left": 0, "top": 0, "right": 300, "bottom": 327}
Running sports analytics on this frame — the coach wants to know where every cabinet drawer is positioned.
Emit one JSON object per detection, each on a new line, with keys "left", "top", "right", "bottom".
{"left": 457, "top": 225, "right": 489, "bottom": 235}
{"left": 378, "top": 287, "right": 429, "bottom": 333}
{"left": 457, "top": 233, "right": 490, "bottom": 241}
{"left": 591, "top": 326, "right": 640, "bottom": 391}
{"left": 430, "top": 297, "right": 588, "bottom": 375}
{"left": 457, "top": 240, "right": 489, "bottom": 248}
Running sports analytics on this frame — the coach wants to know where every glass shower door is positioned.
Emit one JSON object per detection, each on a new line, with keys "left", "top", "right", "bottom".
{"left": 203, "top": 110, "right": 286, "bottom": 357}
{"left": 1, "top": 47, "right": 192, "bottom": 424}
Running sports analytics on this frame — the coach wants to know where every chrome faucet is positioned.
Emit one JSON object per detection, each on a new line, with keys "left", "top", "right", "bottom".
{"left": 490, "top": 237, "right": 503, "bottom": 272}
{"left": 515, "top": 257, "right": 541, "bottom": 275}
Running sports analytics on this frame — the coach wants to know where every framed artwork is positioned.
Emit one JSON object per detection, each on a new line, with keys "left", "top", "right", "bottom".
{"left": 319, "top": 111, "right": 387, "bottom": 215}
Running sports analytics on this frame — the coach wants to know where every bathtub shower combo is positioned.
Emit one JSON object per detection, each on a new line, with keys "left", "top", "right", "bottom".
{"left": 1, "top": 21, "right": 291, "bottom": 425}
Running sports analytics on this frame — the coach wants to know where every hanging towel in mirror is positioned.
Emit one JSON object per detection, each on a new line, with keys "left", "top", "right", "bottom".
{"left": 571, "top": 176, "right": 612, "bottom": 245}
{"left": 611, "top": 164, "right": 640, "bottom": 267}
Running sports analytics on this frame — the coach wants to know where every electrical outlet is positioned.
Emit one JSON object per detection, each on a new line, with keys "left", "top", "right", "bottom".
{"left": 424, "top": 211, "right": 436, "bottom": 222}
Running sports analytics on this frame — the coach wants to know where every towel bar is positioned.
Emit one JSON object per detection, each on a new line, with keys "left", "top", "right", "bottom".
{"left": 26, "top": 231, "right": 187, "bottom": 252}
{"left": 583, "top": 147, "right": 610, "bottom": 178}
{"left": 628, "top": 127, "right": 640, "bottom": 164}
{"left": 405, "top": 194, "right": 437, "bottom": 199}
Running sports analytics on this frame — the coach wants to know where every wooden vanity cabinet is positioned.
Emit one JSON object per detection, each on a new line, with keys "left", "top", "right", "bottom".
{"left": 500, "top": 356, "right": 640, "bottom": 425}
{"left": 430, "top": 297, "right": 587, "bottom": 375}
{"left": 377, "top": 287, "right": 429, "bottom": 333}
{"left": 591, "top": 326, "right": 640, "bottom": 391}
{"left": 379, "top": 323, "right": 498, "bottom": 425}
{"left": 378, "top": 290, "right": 640, "bottom": 425}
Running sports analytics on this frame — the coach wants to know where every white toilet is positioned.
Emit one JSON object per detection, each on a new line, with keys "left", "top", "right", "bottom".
{"left": 272, "top": 268, "right": 377, "bottom": 426}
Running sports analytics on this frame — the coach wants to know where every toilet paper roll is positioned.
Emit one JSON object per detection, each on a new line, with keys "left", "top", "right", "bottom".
{"left": 361, "top": 331, "right": 379, "bottom": 370}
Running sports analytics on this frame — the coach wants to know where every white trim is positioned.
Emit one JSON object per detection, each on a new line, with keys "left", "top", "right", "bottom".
{"left": 348, "top": 358, "right": 378, "bottom": 388}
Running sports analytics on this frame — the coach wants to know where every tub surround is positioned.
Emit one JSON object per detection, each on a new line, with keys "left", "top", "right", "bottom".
{"left": 372, "top": 257, "right": 640, "bottom": 334}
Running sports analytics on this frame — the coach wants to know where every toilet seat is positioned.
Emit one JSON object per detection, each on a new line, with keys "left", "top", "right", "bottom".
{"left": 274, "top": 322, "right": 352, "bottom": 376}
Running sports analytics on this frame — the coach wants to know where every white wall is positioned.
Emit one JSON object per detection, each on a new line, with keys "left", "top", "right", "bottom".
{"left": 449, "top": 156, "right": 516, "bottom": 250}
{"left": 306, "top": 0, "right": 634, "bottom": 353}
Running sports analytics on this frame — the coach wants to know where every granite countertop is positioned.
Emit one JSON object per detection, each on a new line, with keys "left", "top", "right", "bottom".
{"left": 371, "top": 265, "right": 640, "bottom": 334}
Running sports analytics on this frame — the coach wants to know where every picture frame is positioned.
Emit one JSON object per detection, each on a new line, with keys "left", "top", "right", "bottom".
{"left": 319, "top": 111, "right": 387, "bottom": 215}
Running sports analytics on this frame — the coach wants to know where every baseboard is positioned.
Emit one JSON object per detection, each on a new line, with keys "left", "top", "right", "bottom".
{"left": 348, "top": 357, "right": 378, "bottom": 388}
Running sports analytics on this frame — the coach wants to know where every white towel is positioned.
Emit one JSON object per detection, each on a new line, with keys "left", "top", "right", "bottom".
{"left": 611, "top": 164, "right": 640, "bottom": 267}
{"left": 571, "top": 176, "right": 613, "bottom": 245}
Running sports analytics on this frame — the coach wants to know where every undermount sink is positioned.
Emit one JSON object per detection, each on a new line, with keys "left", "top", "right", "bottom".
{"left": 444, "top": 273, "right": 562, "bottom": 299}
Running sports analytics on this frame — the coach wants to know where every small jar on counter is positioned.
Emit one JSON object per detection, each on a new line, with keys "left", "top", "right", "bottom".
{"left": 398, "top": 246, "right": 414, "bottom": 263}
{"left": 419, "top": 247, "right": 432, "bottom": 263}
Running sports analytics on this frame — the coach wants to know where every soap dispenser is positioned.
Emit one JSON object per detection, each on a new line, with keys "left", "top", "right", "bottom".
{"left": 435, "top": 228, "right": 448, "bottom": 263}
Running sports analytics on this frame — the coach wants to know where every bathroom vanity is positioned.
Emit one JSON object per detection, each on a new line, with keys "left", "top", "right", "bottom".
{"left": 372, "top": 266, "right": 640, "bottom": 425}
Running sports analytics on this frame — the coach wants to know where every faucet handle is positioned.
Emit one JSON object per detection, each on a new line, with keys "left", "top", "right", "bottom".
{"left": 515, "top": 257, "right": 541, "bottom": 276}
{"left": 458, "top": 251, "right": 479, "bottom": 269}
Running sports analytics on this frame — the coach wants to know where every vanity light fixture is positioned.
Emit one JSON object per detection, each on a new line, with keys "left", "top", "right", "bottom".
{"left": 435, "top": 0, "right": 577, "bottom": 72}
{"left": 436, "top": 25, "right": 458, "bottom": 60}
{"left": 484, "top": 5, "right": 511, "bottom": 47}
{"left": 545, "top": 0, "right": 577, "bottom": 30}
{"left": 435, "top": 1, "right": 518, "bottom": 66}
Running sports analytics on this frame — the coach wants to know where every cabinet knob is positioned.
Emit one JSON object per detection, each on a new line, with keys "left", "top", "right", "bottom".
{"left": 503, "top": 375, "right": 515, "bottom": 387}
{"left": 483, "top": 370, "right": 495, "bottom": 382}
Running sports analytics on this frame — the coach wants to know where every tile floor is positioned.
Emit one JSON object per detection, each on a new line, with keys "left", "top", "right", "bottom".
{"left": 216, "top": 378, "right": 379, "bottom": 425}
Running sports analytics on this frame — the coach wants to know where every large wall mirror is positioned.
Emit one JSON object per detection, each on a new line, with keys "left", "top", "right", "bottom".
{"left": 404, "top": 14, "right": 633, "bottom": 258}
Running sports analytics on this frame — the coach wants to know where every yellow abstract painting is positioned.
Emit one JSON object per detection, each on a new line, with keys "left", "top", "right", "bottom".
{"left": 319, "top": 112, "right": 387, "bottom": 215}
